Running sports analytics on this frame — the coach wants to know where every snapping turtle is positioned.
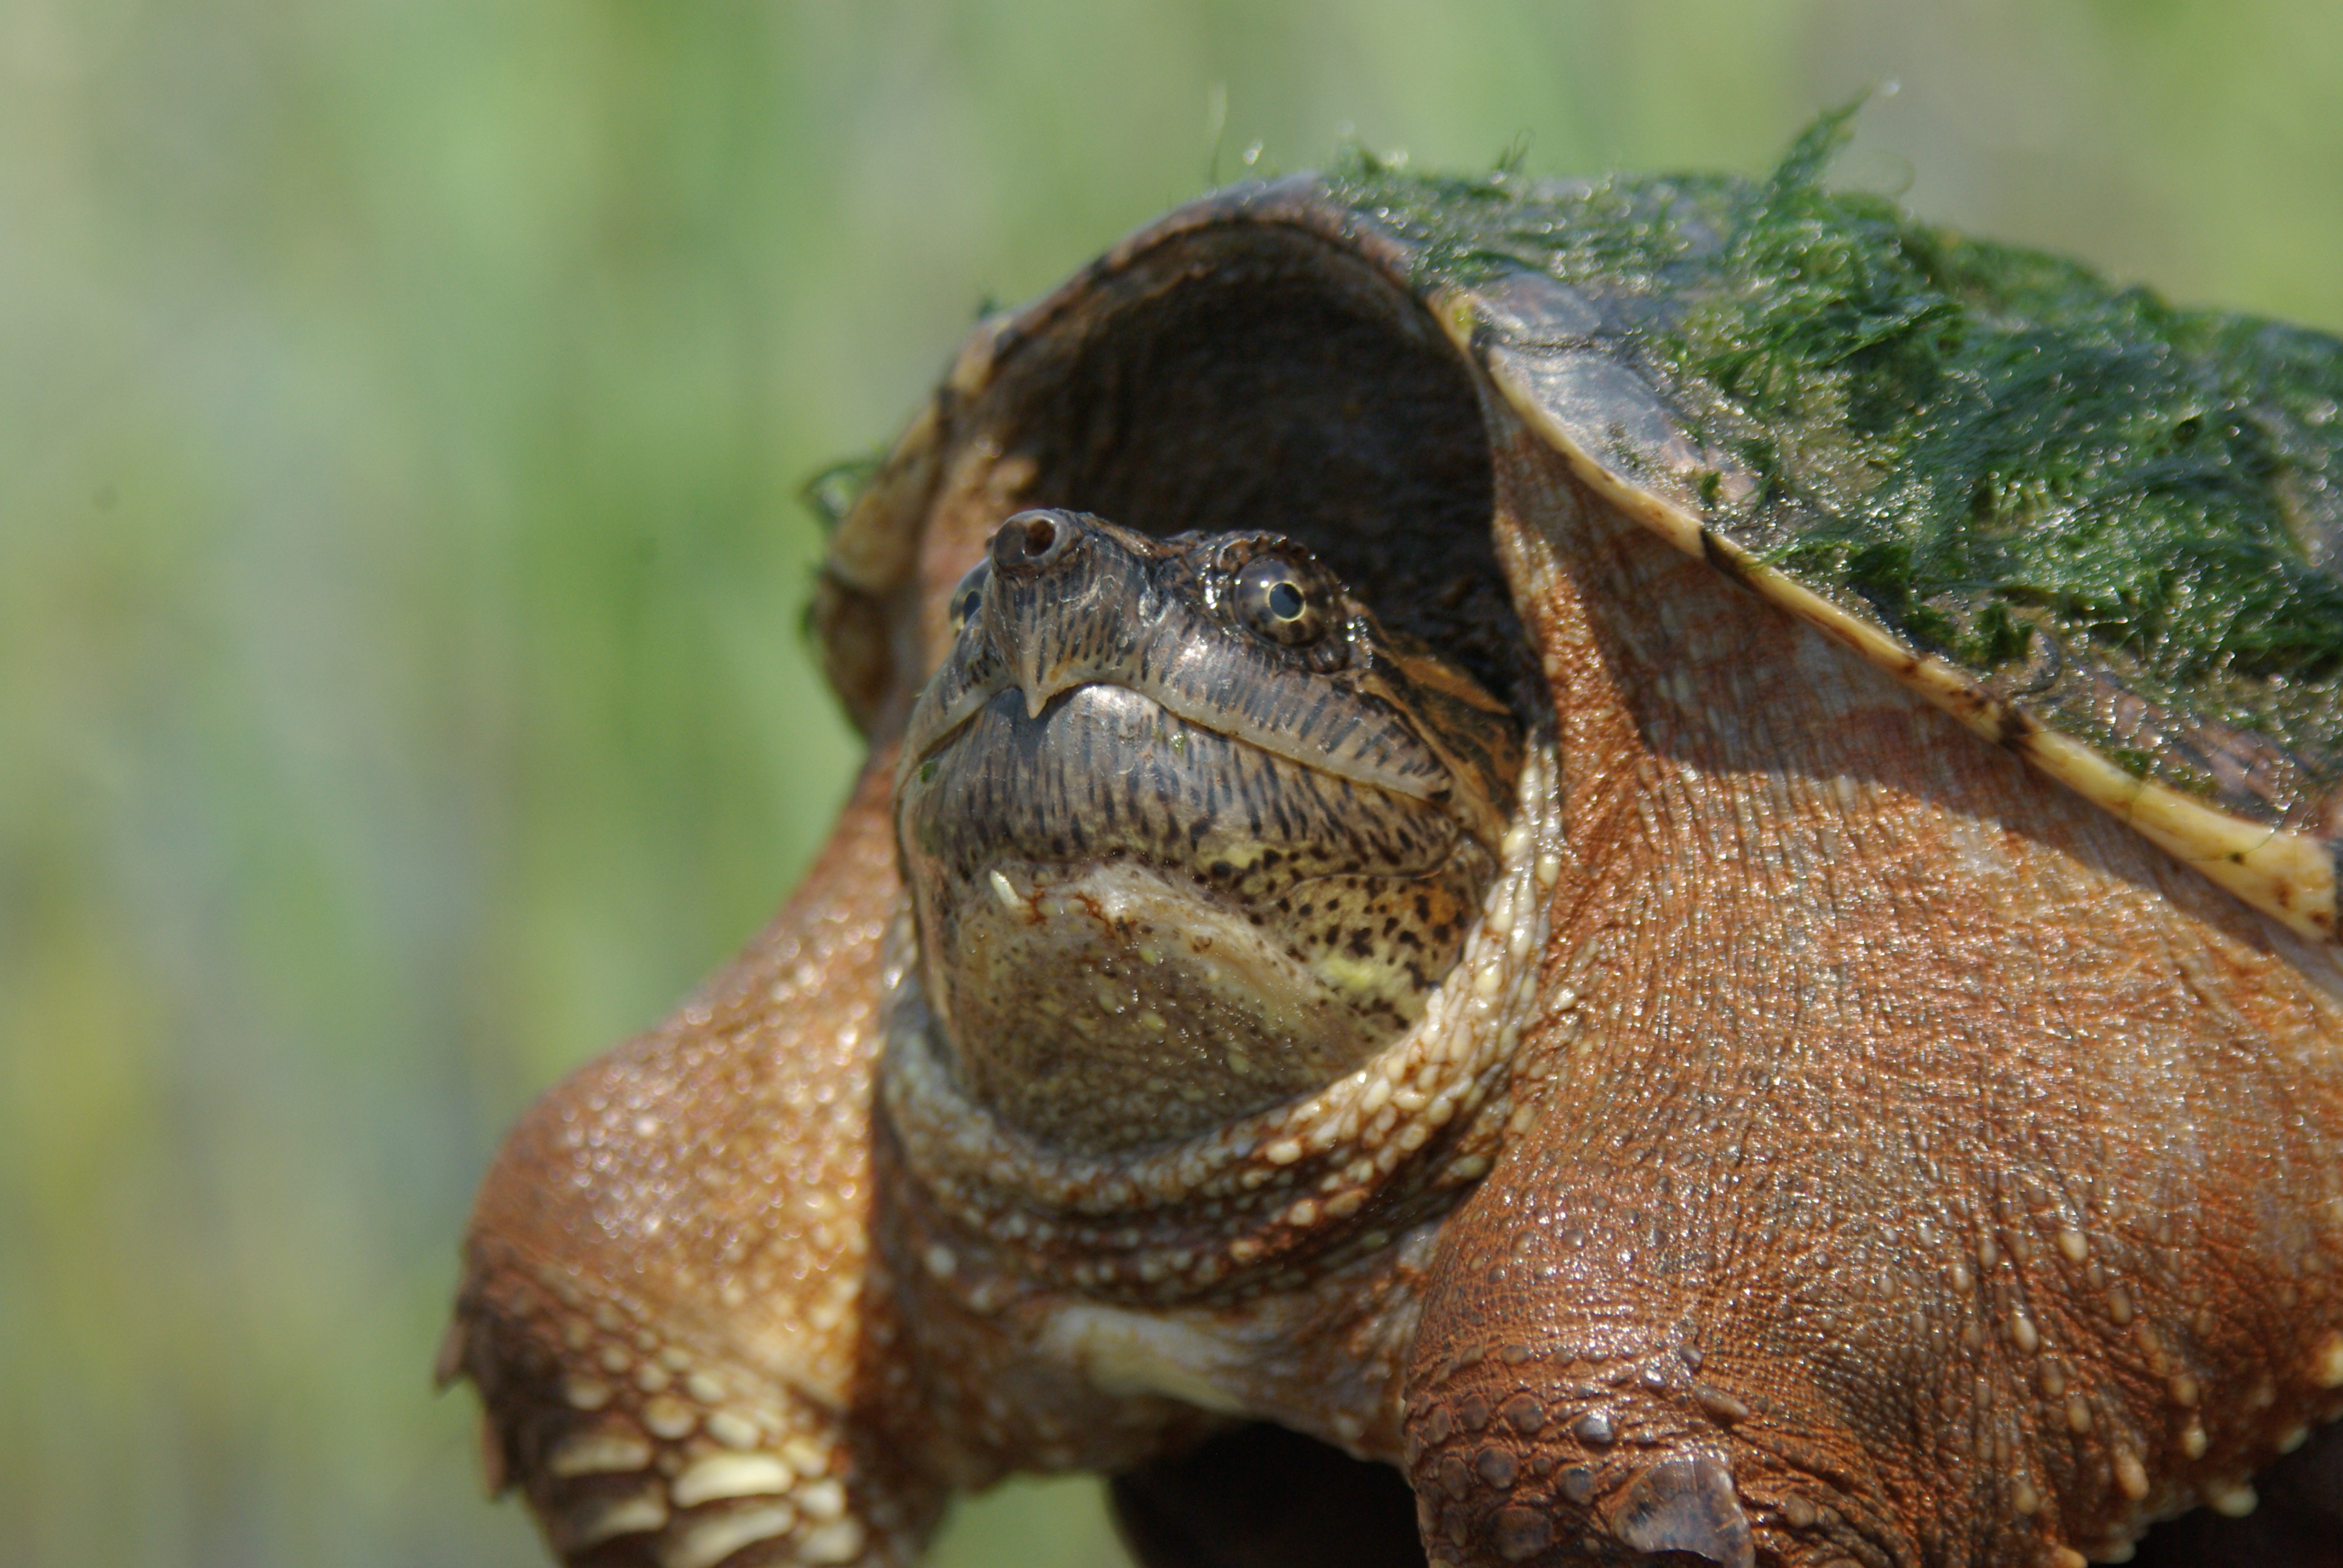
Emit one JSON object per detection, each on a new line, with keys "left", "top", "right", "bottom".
{"left": 444, "top": 119, "right": 2343, "bottom": 1568}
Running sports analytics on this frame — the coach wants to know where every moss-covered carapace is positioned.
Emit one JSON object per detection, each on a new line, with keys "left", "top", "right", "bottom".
{"left": 1334, "top": 112, "right": 2343, "bottom": 834}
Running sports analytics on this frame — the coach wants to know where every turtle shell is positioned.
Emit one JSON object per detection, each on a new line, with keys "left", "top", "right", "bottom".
{"left": 821, "top": 116, "right": 2343, "bottom": 944}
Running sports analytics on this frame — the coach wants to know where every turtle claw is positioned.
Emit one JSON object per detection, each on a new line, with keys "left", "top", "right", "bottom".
{"left": 1613, "top": 1455, "right": 1753, "bottom": 1568}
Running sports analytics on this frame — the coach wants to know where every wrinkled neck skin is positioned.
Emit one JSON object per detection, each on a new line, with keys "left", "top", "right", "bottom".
{"left": 875, "top": 725, "right": 1562, "bottom": 1477}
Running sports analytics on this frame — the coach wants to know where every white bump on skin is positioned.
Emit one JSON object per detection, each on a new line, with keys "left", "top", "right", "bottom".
{"left": 546, "top": 1429, "right": 653, "bottom": 1478}
{"left": 705, "top": 1410, "right": 761, "bottom": 1449}
{"left": 2316, "top": 1332, "right": 2343, "bottom": 1388}
{"left": 670, "top": 1453, "right": 796, "bottom": 1508}
{"left": 642, "top": 1394, "right": 696, "bottom": 1440}
{"left": 562, "top": 1376, "right": 614, "bottom": 1411}
{"left": 799, "top": 1517, "right": 868, "bottom": 1564}
{"left": 795, "top": 1477, "right": 848, "bottom": 1521}
{"left": 2056, "top": 1228, "right": 2088, "bottom": 1264}
{"left": 657, "top": 1503, "right": 798, "bottom": 1568}
{"left": 557, "top": 1488, "right": 669, "bottom": 1550}
{"left": 2206, "top": 1480, "right": 2259, "bottom": 1518}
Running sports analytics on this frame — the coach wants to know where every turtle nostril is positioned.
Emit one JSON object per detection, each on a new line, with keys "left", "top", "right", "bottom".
{"left": 994, "top": 511, "right": 1073, "bottom": 573}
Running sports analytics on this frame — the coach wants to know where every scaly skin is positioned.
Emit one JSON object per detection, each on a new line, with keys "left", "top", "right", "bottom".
{"left": 447, "top": 762, "right": 947, "bottom": 1567}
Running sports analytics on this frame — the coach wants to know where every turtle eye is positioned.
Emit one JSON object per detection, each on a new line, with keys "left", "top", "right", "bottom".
{"left": 1234, "top": 555, "right": 1331, "bottom": 646}
{"left": 948, "top": 560, "right": 991, "bottom": 634}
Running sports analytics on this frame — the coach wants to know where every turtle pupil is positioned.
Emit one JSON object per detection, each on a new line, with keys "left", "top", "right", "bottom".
{"left": 1268, "top": 581, "right": 1304, "bottom": 619}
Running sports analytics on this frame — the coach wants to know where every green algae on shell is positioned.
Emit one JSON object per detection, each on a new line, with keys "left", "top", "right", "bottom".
{"left": 1325, "top": 113, "right": 2343, "bottom": 936}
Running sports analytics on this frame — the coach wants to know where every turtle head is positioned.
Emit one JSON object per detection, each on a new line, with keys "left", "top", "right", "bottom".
{"left": 894, "top": 509, "right": 1521, "bottom": 1156}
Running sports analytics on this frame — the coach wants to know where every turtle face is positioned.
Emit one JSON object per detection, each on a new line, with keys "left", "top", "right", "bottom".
{"left": 894, "top": 509, "right": 1522, "bottom": 1155}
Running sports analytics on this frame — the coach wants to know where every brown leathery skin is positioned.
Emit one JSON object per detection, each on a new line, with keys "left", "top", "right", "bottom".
{"left": 450, "top": 762, "right": 945, "bottom": 1567}
{"left": 1401, "top": 410, "right": 2343, "bottom": 1567}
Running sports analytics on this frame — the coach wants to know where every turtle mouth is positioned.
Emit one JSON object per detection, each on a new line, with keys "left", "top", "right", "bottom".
{"left": 896, "top": 681, "right": 1495, "bottom": 1154}
{"left": 904, "top": 669, "right": 1450, "bottom": 804}
{"left": 906, "top": 682, "right": 1463, "bottom": 880}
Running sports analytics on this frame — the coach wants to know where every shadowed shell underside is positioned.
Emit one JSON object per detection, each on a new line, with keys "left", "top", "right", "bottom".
{"left": 450, "top": 129, "right": 2343, "bottom": 1568}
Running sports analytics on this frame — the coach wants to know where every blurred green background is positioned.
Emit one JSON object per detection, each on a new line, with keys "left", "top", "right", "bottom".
{"left": 3, "top": 2, "right": 2340, "bottom": 1565}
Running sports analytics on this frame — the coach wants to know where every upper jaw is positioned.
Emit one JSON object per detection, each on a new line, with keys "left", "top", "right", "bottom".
{"left": 898, "top": 512, "right": 1455, "bottom": 810}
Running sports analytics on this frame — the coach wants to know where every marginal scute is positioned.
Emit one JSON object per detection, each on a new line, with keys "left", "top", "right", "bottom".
{"left": 1470, "top": 270, "right": 1602, "bottom": 344}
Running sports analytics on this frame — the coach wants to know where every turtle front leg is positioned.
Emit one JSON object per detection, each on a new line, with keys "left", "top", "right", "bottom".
{"left": 1404, "top": 468, "right": 2343, "bottom": 1567}
{"left": 444, "top": 763, "right": 946, "bottom": 1567}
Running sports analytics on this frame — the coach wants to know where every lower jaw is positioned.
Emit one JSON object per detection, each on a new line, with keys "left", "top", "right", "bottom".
{"left": 926, "top": 857, "right": 1392, "bottom": 1157}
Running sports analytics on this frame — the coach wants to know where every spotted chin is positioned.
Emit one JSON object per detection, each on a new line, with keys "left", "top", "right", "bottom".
{"left": 897, "top": 680, "right": 1497, "bottom": 1154}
